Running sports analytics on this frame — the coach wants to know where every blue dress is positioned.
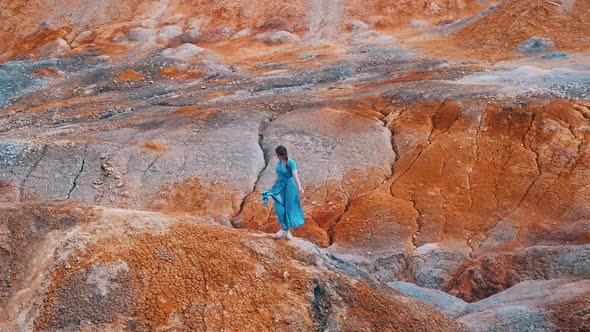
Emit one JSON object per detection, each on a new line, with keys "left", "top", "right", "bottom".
{"left": 262, "top": 159, "right": 305, "bottom": 230}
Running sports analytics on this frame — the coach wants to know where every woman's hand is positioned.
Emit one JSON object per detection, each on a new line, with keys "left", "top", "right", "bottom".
{"left": 299, "top": 187, "right": 305, "bottom": 194}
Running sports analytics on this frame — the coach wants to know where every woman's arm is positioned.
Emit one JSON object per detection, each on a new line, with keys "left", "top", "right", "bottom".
{"left": 292, "top": 169, "right": 304, "bottom": 193}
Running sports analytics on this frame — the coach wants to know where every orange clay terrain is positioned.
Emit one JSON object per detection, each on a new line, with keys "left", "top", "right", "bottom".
{"left": 1, "top": 0, "right": 590, "bottom": 331}
{"left": 451, "top": 0, "right": 590, "bottom": 58}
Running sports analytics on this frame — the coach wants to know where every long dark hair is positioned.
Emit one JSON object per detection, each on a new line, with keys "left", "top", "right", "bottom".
{"left": 275, "top": 145, "right": 291, "bottom": 171}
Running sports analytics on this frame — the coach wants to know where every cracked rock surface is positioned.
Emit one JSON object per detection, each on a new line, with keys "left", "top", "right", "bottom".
{"left": 1, "top": 0, "right": 590, "bottom": 330}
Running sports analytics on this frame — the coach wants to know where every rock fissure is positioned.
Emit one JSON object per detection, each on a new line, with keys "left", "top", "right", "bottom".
{"left": 389, "top": 144, "right": 426, "bottom": 197}
{"left": 522, "top": 112, "right": 541, "bottom": 176}
{"left": 327, "top": 202, "right": 351, "bottom": 245}
{"left": 390, "top": 129, "right": 401, "bottom": 163}
{"left": 499, "top": 113, "right": 541, "bottom": 218}
{"left": 408, "top": 197, "right": 422, "bottom": 249}
{"left": 142, "top": 154, "right": 161, "bottom": 179}
{"left": 66, "top": 142, "right": 89, "bottom": 200}
{"left": 232, "top": 115, "right": 275, "bottom": 225}
{"left": 324, "top": 109, "right": 403, "bottom": 244}
{"left": 387, "top": 103, "right": 444, "bottom": 194}
{"left": 1, "top": 2, "right": 590, "bottom": 329}
{"left": 467, "top": 108, "right": 488, "bottom": 213}
{"left": 426, "top": 107, "right": 438, "bottom": 145}
{"left": 178, "top": 136, "right": 193, "bottom": 178}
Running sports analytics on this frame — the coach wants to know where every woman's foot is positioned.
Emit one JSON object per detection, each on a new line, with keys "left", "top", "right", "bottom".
{"left": 274, "top": 229, "right": 286, "bottom": 239}
{"left": 286, "top": 230, "right": 293, "bottom": 240}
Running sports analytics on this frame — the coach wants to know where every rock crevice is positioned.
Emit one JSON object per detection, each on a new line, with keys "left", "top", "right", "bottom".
{"left": 66, "top": 142, "right": 89, "bottom": 200}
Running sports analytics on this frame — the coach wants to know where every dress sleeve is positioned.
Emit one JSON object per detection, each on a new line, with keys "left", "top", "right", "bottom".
{"left": 289, "top": 159, "right": 297, "bottom": 170}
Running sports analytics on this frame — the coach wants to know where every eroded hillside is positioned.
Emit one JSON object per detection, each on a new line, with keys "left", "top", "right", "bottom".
{"left": 1, "top": 0, "right": 589, "bottom": 330}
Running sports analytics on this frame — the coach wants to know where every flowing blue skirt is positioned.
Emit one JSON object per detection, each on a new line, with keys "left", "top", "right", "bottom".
{"left": 262, "top": 177, "right": 305, "bottom": 230}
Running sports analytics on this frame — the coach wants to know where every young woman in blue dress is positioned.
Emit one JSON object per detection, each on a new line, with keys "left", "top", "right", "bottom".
{"left": 261, "top": 145, "right": 305, "bottom": 240}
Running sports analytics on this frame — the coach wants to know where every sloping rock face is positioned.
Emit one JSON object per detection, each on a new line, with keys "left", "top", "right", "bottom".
{"left": 1, "top": 0, "right": 590, "bottom": 330}
{"left": 0, "top": 105, "right": 269, "bottom": 224}
{"left": 0, "top": 0, "right": 495, "bottom": 61}
{"left": 0, "top": 0, "right": 310, "bottom": 60}
{"left": 451, "top": 0, "right": 590, "bottom": 58}
{"left": 446, "top": 244, "right": 590, "bottom": 302}
{"left": 389, "top": 279, "right": 590, "bottom": 331}
{"left": 328, "top": 99, "right": 590, "bottom": 290}
{"left": 460, "top": 279, "right": 590, "bottom": 332}
{"left": 236, "top": 106, "right": 396, "bottom": 246}
{"left": 0, "top": 202, "right": 464, "bottom": 331}
{"left": 343, "top": 0, "right": 498, "bottom": 28}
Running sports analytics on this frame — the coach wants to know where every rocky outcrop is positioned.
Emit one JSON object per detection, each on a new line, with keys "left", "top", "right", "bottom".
{"left": 390, "top": 279, "right": 590, "bottom": 331}
{"left": 445, "top": 244, "right": 590, "bottom": 302}
{"left": 459, "top": 279, "right": 590, "bottom": 332}
{"left": 236, "top": 106, "right": 396, "bottom": 247}
{"left": 0, "top": 105, "right": 272, "bottom": 224}
{"left": 0, "top": 0, "right": 501, "bottom": 62}
{"left": 0, "top": 1, "right": 589, "bottom": 330}
{"left": 326, "top": 99, "right": 590, "bottom": 292}
{"left": 0, "top": 202, "right": 465, "bottom": 331}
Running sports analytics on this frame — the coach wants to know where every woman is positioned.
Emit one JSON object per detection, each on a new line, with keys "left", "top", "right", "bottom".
{"left": 262, "top": 145, "right": 305, "bottom": 240}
